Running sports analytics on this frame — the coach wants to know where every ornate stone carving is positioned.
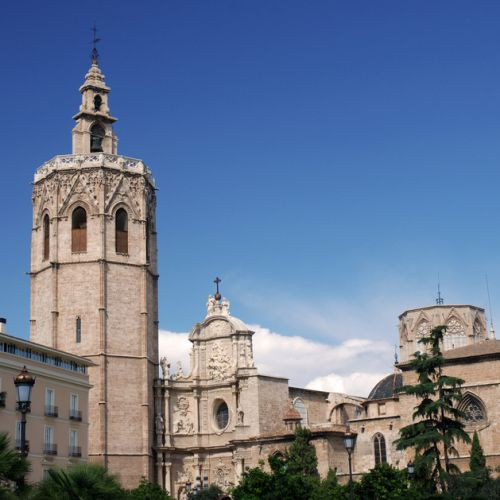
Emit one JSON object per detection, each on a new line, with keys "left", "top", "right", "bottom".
{"left": 173, "top": 396, "right": 194, "bottom": 435}
{"left": 245, "top": 338, "right": 254, "bottom": 367}
{"left": 214, "top": 458, "right": 229, "bottom": 489}
{"left": 207, "top": 342, "right": 231, "bottom": 381}
{"left": 208, "top": 320, "right": 231, "bottom": 337}
{"left": 155, "top": 414, "right": 164, "bottom": 435}
{"left": 173, "top": 361, "right": 185, "bottom": 380}
{"left": 416, "top": 320, "right": 429, "bottom": 339}
{"left": 160, "top": 356, "right": 170, "bottom": 379}
{"left": 237, "top": 407, "right": 244, "bottom": 425}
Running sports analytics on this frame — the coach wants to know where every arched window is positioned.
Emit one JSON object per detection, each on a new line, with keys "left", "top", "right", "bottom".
{"left": 43, "top": 214, "right": 50, "bottom": 260}
{"left": 444, "top": 317, "right": 467, "bottom": 350}
{"left": 115, "top": 208, "right": 128, "bottom": 254}
{"left": 293, "top": 398, "right": 308, "bottom": 426}
{"left": 76, "top": 317, "right": 81, "bottom": 343}
{"left": 72, "top": 207, "right": 87, "bottom": 252}
{"left": 374, "top": 433, "right": 387, "bottom": 465}
{"left": 458, "top": 393, "right": 487, "bottom": 424}
{"left": 90, "top": 124, "right": 105, "bottom": 152}
{"left": 93, "top": 95, "right": 102, "bottom": 112}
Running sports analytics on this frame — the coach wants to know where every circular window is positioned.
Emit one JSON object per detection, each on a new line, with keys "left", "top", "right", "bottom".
{"left": 215, "top": 401, "right": 229, "bottom": 430}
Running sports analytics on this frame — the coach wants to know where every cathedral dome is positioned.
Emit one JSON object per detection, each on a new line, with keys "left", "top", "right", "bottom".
{"left": 367, "top": 373, "right": 402, "bottom": 400}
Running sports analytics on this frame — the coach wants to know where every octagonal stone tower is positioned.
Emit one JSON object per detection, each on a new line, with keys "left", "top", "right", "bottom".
{"left": 29, "top": 57, "right": 158, "bottom": 487}
{"left": 398, "top": 304, "right": 489, "bottom": 362}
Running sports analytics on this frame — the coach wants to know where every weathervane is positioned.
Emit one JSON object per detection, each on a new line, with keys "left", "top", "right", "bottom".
{"left": 214, "top": 277, "right": 222, "bottom": 301}
{"left": 91, "top": 24, "right": 101, "bottom": 64}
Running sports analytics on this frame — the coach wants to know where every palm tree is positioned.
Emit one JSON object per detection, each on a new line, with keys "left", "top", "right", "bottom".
{"left": 32, "top": 463, "right": 126, "bottom": 500}
{"left": 0, "top": 432, "right": 30, "bottom": 497}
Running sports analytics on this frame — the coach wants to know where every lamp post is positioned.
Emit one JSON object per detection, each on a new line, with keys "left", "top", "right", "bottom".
{"left": 407, "top": 460, "right": 414, "bottom": 481}
{"left": 343, "top": 432, "right": 356, "bottom": 500}
{"left": 14, "top": 366, "right": 35, "bottom": 457}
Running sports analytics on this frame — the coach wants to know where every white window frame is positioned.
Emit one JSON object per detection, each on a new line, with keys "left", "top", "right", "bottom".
{"left": 45, "top": 388, "right": 55, "bottom": 407}
{"left": 44, "top": 425, "right": 53, "bottom": 446}
{"left": 70, "top": 393, "right": 79, "bottom": 412}
{"left": 69, "top": 429, "right": 78, "bottom": 448}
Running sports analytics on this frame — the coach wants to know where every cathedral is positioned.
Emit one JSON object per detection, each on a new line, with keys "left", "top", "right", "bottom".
{"left": 27, "top": 55, "right": 500, "bottom": 496}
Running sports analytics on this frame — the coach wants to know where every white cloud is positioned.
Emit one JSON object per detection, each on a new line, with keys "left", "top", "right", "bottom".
{"left": 158, "top": 323, "right": 393, "bottom": 397}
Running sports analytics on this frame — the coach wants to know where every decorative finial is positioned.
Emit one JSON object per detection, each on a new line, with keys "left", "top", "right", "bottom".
{"left": 91, "top": 24, "right": 101, "bottom": 64}
{"left": 214, "top": 276, "right": 222, "bottom": 301}
{"left": 436, "top": 274, "right": 444, "bottom": 305}
{"left": 394, "top": 344, "right": 398, "bottom": 365}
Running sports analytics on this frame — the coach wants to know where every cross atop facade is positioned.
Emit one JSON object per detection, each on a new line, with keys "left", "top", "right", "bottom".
{"left": 91, "top": 24, "right": 101, "bottom": 63}
{"left": 214, "top": 277, "right": 222, "bottom": 301}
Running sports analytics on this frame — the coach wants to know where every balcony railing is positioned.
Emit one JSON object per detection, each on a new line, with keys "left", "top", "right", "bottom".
{"left": 44, "top": 405, "right": 58, "bottom": 417}
{"left": 0, "top": 391, "right": 6, "bottom": 408}
{"left": 43, "top": 443, "right": 57, "bottom": 455}
{"left": 69, "top": 409, "right": 82, "bottom": 421}
{"left": 15, "top": 440, "right": 29, "bottom": 452}
{"left": 69, "top": 446, "right": 82, "bottom": 457}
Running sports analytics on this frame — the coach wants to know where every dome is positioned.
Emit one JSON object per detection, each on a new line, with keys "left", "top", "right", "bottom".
{"left": 367, "top": 373, "right": 402, "bottom": 400}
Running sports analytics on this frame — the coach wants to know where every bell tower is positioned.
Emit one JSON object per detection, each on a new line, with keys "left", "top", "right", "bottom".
{"left": 30, "top": 53, "right": 158, "bottom": 487}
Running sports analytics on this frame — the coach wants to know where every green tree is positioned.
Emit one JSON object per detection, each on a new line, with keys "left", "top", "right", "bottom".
{"left": 128, "top": 477, "right": 172, "bottom": 499}
{"left": 284, "top": 427, "right": 318, "bottom": 476}
{"left": 312, "top": 469, "right": 347, "bottom": 500}
{"left": 231, "top": 427, "right": 328, "bottom": 500}
{"left": 32, "top": 463, "right": 126, "bottom": 500}
{"left": 354, "top": 463, "right": 422, "bottom": 500}
{"left": 0, "top": 432, "right": 30, "bottom": 498}
{"left": 469, "top": 431, "right": 487, "bottom": 477}
{"left": 395, "top": 325, "right": 471, "bottom": 492}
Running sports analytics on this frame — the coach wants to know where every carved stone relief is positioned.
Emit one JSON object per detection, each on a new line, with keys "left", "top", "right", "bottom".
{"left": 213, "top": 459, "right": 229, "bottom": 489}
{"left": 207, "top": 342, "right": 231, "bottom": 381}
{"left": 173, "top": 396, "right": 194, "bottom": 435}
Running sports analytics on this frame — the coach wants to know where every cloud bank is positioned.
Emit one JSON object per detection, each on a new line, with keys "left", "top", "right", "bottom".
{"left": 158, "top": 324, "right": 392, "bottom": 397}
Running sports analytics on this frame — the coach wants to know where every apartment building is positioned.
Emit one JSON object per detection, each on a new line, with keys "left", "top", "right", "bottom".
{"left": 0, "top": 318, "right": 93, "bottom": 482}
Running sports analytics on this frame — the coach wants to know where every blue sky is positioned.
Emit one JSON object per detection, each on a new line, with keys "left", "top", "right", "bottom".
{"left": 2, "top": 2, "right": 500, "bottom": 390}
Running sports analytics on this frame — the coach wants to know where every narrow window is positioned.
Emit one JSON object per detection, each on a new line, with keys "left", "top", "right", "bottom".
{"left": 43, "top": 214, "right": 50, "bottom": 261}
{"left": 374, "top": 433, "right": 387, "bottom": 465}
{"left": 90, "top": 124, "right": 105, "bottom": 152}
{"left": 93, "top": 95, "right": 102, "bottom": 112}
{"left": 293, "top": 398, "right": 308, "bottom": 426}
{"left": 69, "top": 430, "right": 79, "bottom": 456}
{"left": 115, "top": 208, "right": 128, "bottom": 254}
{"left": 71, "top": 207, "right": 87, "bottom": 252}
{"left": 76, "top": 317, "right": 81, "bottom": 343}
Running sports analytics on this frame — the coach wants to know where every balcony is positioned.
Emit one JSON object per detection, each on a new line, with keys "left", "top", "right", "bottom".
{"left": 69, "top": 446, "right": 82, "bottom": 458}
{"left": 69, "top": 409, "right": 82, "bottom": 421}
{"left": 15, "top": 440, "right": 29, "bottom": 453}
{"left": 0, "top": 391, "right": 6, "bottom": 408}
{"left": 44, "top": 405, "right": 58, "bottom": 417}
{"left": 43, "top": 443, "right": 57, "bottom": 455}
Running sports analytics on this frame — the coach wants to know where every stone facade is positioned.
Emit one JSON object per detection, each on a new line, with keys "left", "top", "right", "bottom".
{"left": 29, "top": 59, "right": 158, "bottom": 488}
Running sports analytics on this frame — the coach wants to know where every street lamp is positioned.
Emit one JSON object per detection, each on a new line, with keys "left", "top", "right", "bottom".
{"left": 343, "top": 432, "right": 356, "bottom": 500}
{"left": 14, "top": 366, "right": 35, "bottom": 456}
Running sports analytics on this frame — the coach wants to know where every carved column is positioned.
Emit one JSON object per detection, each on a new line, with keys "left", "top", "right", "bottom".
{"left": 163, "top": 461, "right": 172, "bottom": 494}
